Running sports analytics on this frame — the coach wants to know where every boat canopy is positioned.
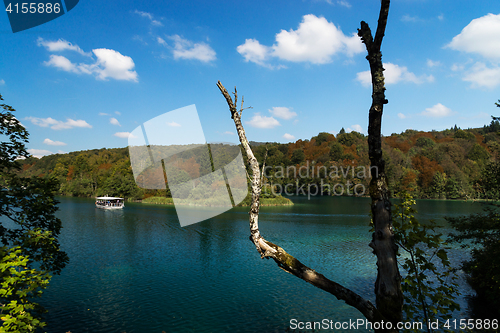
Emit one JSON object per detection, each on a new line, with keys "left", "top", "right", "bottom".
{"left": 96, "top": 197, "right": 123, "bottom": 200}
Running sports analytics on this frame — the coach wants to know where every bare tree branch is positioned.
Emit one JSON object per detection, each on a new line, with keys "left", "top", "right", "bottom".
{"left": 216, "top": 80, "right": 386, "bottom": 324}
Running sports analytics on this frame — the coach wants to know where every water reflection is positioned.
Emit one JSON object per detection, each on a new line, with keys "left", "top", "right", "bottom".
{"left": 40, "top": 196, "right": 484, "bottom": 332}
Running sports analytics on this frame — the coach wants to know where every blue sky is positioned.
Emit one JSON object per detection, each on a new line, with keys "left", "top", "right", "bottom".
{"left": 1, "top": 0, "right": 499, "bottom": 157}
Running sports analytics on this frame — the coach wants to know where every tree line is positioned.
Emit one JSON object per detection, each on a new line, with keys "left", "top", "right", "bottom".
{"left": 17, "top": 116, "right": 500, "bottom": 201}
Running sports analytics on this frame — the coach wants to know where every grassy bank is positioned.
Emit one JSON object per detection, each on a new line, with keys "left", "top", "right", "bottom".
{"left": 141, "top": 195, "right": 293, "bottom": 206}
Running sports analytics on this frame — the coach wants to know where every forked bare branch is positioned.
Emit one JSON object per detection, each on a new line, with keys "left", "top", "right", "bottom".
{"left": 216, "top": 80, "right": 386, "bottom": 324}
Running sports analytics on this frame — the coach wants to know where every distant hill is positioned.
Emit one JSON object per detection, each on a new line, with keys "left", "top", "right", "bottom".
{"left": 17, "top": 118, "right": 500, "bottom": 200}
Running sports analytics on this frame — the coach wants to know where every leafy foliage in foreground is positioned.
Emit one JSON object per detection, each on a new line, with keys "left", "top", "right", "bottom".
{"left": 447, "top": 204, "right": 500, "bottom": 316}
{"left": 393, "top": 194, "right": 460, "bottom": 332}
{"left": 1, "top": 94, "right": 68, "bottom": 331}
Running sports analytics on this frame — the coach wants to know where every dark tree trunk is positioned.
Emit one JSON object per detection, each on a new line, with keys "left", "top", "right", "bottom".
{"left": 358, "top": 0, "right": 404, "bottom": 326}
{"left": 217, "top": 81, "right": 391, "bottom": 328}
{"left": 216, "top": 0, "right": 403, "bottom": 330}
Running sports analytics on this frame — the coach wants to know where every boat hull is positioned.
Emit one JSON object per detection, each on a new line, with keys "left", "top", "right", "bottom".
{"left": 96, "top": 204, "right": 124, "bottom": 210}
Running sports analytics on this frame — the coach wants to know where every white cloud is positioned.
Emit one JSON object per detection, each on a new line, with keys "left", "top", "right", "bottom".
{"left": 237, "top": 14, "right": 363, "bottom": 67}
{"left": 427, "top": 59, "right": 441, "bottom": 68}
{"left": 324, "top": 0, "right": 351, "bottom": 7}
{"left": 246, "top": 113, "right": 280, "bottom": 129}
{"left": 43, "top": 138, "right": 67, "bottom": 146}
{"left": 451, "top": 63, "right": 465, "bottom": 72}
{"left": 167, "top": 121, "right": 181, "bottom": 127}
{"left": 347, "top": 124, "right": 363, "bottom": 133}
{"left": 110, "top": 117, "right": 121, "bottom": 126}
{"left": 397, "top": 113, "right": 406, "bottom": 119}
{"left": 169, "top": 35, "right": 216, "bottom": 63}
{"left": 401, "top": 15, "right": 420, "bottom": 23}
{"left": 272, "top": 15, "right": 363, "bottom": 63}
{"left": 44, "top": 55, "right": 80, "bottom": 73}
{"left": 446, "top": 13, "right": 500, "bottom": 60}
{"left": 269, "top": 107, "right": 297, "bottom": 120}
{"left": 134, "top": 10, "right": 163, "bottom": 26}
{"left": 438, "top": 14, "right": 445, "bottom": 21}
{"left": 463, "top": 62, "right": 500, "bottom": 88}
{"left": 357, "top": 62, "right": 434, "bottom": 86}
{"left": 237, "top": 39, "right": 271, "bottom": 67}
{"left": 283, "top": 133, "right": 296, "bottom": 140}
{"left": 88, "top": 48, "right": 138, "bottom": 81}
{"left": 99, "top": 112, "right": 109, "bottom": 116}
{"left": 336, "top": 1, "right": 351, "bottom": 8}
{"left": 421, "top": 103, "right": 452, "bottom": 117}
{"left": 114, "top": 132, "right": 136, "bottom": 139}
{"left": 28, "top": 149, "right": 53, "bottom": 158}
{"left": 223, "top": 131, "right": 235, "bottom": 135}
{"left": 25, "top": 117, "right": 92, "bottom": 130}
{"left": 0, "top": 79, "right": 5, "bottom": 85}
{"left": 115, "top": 111, "right": 121, "bottom": 115}
{"left": 39, "top": 40, "right": 138, "bottom": 82}
{"left": 37, "top": 37, "right": 90, "bottom": 56}
{"left": 157, "top": 37, "right": 167, "bottom": 46}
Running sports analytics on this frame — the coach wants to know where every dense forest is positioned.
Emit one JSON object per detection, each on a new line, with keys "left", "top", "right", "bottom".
{"left": 17, "top": 117, "right": 500, "bottom": 201}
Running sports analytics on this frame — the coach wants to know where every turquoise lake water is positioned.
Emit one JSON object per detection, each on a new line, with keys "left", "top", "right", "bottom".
{"left": 40, "top": 196, "right": 487, "bottom": 332}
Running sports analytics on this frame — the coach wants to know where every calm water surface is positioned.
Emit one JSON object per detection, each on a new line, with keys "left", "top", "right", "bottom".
{"left": 41, "top": 196, "right": 486, "bottom": 332}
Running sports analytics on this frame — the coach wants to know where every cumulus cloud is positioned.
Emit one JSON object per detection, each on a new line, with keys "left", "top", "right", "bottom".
{"left": 43, "top": 138, "right": 67, "bottom": 146}
{"left": 37, "top": 37, "right": 90, "bottom": 56}
{"left": 237, "top": 39, "right": 271, "bottom": 67}
{"left": 347, "top": 124, "right": 363, "bottom": 133}
{"left": 110, "top": 117, "right": 121, "bottom": 126}
{"left": 246, "top": 113, "right": 280, "bottom": 129}
{"left": 167, "top": 121, "right": 181, "bottom": 127}
{"left": 357, "top": 62, "right": 434, "bottom": 86}
{"left": 283, "top": 133, "right": 296, "bottom": 140}
{"left": 269, "top": 107, "right": 297, "bottom": 120}
{"left": 463, "top": 62, "right": 500, "bottom": 88}
{"left": 397, "top": 113, "right": 406, "bottom": 119}
{"left": 134, "top": 10, "right": 163, "bottom": 26}
{"left": 237, "top": 14, "right": 363, "bottom": 67}
{"left": 446, "top": 13, "right": 500, "bottom": 60}
{"left": 167, "top": 35, "right": 216, "bottom": 63}
{"left": 39, "top": 39, "right": 138, "bottom": 82}
{"left": 25, "top": 117, "right": 92, "bottom": 130}
{"left": 114, "top": 132, "right": 136, "bottom": 139}
{"left": 447, "top": 14, "right": 500, "bottom": 88}
{"left": 44, "top": 55, "right": 79, "bottom": 73}
{"left": 421, "top": 103, "right": 452, "bottom": 117}
{"left": 99, "top": 112, "right": 109, "bottom": 116}
{"left": 28, "top": 149, "right": 54, "bottom": 158}
{"left": 88, "top": 48, "right": 138, "bottom": 81}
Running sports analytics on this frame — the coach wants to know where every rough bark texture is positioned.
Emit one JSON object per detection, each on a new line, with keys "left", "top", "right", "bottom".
{"left": 217, "top": 81, "right": 387, "bottom": 325}
{"left": 357, "top": 0, "right": 404, "bottom": 326}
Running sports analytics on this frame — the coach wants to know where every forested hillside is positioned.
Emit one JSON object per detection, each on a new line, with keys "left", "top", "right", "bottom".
{"left": 17, "top": 117, "right": 500, "bottom": 200}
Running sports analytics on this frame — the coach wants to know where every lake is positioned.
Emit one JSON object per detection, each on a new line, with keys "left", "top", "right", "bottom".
{"left": 40, "top": 196, "right": 486, "bottom": 332}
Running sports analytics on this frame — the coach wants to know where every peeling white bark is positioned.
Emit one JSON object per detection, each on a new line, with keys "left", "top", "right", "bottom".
{"left": 217, "top": 81, "right": 389, "bottom": 326}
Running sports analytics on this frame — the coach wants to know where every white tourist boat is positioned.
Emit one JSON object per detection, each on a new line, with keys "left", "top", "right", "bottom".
{"left": 95, "top": 196, "right": 125, "bottom": 209}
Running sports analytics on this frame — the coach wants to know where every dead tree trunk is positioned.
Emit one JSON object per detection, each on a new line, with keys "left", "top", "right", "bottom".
{"left": 216, "top": 1, "right": 402, "bottom": 330}
{"left": 357, "top": 0, "right": 403, "bottom": 325}
{"left": 217, "top": 81, "right": 392, "bottom": 328}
